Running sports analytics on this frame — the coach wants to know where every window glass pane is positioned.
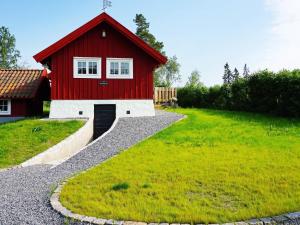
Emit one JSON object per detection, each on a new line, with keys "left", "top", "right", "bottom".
{"left": 110, "top": 62, "right": 119, "bottom": 75}
{"left": 93, "top": 62, "right": 97, "bottom": 74}
{"left": 0, "top": 100, "right": 8, "bottom": 112}
{"left": 89, "top": 62, "right": 98, "bottom": 74}
{"left": 78, "top": 61, "right": 86, "bottom": 74}
{"left": 121, "top": 62, "right": 130, "bottom": 75}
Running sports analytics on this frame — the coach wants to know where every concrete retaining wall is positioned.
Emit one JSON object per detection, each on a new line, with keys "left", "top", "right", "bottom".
{"left": 49, "top": 100, "right": 155, "bottom": 119}
{"left": 22, "top": 118, "right": 94, "bottom": 167}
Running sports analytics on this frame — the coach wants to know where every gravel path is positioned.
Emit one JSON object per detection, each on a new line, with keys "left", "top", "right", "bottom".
{"left": 0, "top": 111, "right": 183, "bottom": 225}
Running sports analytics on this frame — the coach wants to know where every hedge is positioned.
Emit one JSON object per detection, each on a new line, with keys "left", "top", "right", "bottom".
{"left": 177, "top": 69, "right": 300, "bottom": 117}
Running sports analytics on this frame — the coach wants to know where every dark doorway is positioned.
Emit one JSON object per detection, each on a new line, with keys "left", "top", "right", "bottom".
{"left": 93, "top": 104, "right": 116, "bottom": 140}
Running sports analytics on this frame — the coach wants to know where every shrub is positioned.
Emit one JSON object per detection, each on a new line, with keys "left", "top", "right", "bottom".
{"left": 177, "top": 69, "right": 300, "bottom": 117}
{"left": 177, "top": 86, "right": 208, "bottom": 108}
{"left": 231, "top": 78, "right": 250, "bottom": 111}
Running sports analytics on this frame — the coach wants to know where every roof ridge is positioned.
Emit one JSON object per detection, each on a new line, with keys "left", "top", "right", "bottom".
{"left": 0, "top": 69, "right": 43, "bottom": 71}
{"left": 33, "top": 12, "right": 167, "bottom": 64}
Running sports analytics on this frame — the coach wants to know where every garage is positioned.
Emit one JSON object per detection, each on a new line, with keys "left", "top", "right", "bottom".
{"left": 93, "top": 104, "right": 116, "bottom": 139}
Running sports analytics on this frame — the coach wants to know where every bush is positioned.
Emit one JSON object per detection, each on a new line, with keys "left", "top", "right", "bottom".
{"left": 177, "top": 86, "right": 208, "bottom": 108}
{"left": 231, "top": 78, "right": 250, "bottom": 111}
{"left": 177, "top": 69, "right": 300, "bottom": 117}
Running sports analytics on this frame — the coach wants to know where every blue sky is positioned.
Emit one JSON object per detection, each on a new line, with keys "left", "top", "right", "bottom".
{"left": 1, "top": 0, "right": 300, "bottom": 86}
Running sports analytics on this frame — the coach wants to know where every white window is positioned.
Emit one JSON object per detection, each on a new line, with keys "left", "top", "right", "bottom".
{"left": 106, "top": 58, "right": 133, "bottom": 79}
{"left": 0, "top": 100, "right": 11, "bottom": 115}
{"left": 73, "top": 57, "right": 101, "bottom": 78}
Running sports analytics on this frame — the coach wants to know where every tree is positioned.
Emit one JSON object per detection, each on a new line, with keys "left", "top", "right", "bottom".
{"left": 243, "top": 64, "right": 250, "bottom": 78}
{"left": 223, "top": 63, "right": 233, "bottom": 84}
{"left": 134, "top": 14, "right": 164, "bottom": 54}
{"left": 0, "top": 26, "right": 20, "bottom": 69}
{"left": 154, "top": 56, "right": 181, "bottom": 87}
{"left": 134, "top": 14, "right": 181, "bottom": 87}
{"left": 185, "top": 70, "right": 203, "bottom": 88}
{"left": 233, "top": 68, "right": 240, "bottom": 81}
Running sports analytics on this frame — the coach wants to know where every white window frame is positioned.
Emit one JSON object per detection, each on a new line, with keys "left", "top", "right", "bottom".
{"left": 73, "top": 57, "right": 101, "bottom": 79}
{"left": 106, "top": 58, "right": 133, "bottom": 79}
{"left": 0, "top": 99, "right": 11, "bottom": 115}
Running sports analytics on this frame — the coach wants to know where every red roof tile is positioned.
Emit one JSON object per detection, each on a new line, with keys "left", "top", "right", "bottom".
{"left": 0, "top": 69, "right": 47, "bottom": 99}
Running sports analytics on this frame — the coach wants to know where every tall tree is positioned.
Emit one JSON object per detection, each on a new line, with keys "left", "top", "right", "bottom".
{"left": 185, "top": 70, "right": 203, "bottom": 88}
{"left": 233, "top": 68, "right": 240, "bottom": 81}
{"left": 154, "top": 56, "right": 181, "bottom": 87}
{"left": 134, "top": 14, "right": 181, "bottom": 87}
{"left": 223, "top": 63, "right": 233, "bottom": 84}
{"left": 0, "top": 26, "right": 20, "bottom": 69}
{"left": 134, "top": 14, "right": 164, "bottom": 54}
{"left": 243, "top": 64, "right": 250, "bottom": 78}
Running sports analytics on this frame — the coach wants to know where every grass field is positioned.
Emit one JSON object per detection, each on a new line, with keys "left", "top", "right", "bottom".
{"left": 0, "top": 119, "right": 84, "bottom": 168}
{"left": 60, "top": 109, "right": 300, "bottom": 223}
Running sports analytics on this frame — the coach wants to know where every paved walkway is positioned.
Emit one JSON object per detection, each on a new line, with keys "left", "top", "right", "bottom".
{"left": 0, "top": 111, "right": 183, "bottom": 225}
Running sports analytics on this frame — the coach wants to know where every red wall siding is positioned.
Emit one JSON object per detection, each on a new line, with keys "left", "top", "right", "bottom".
{"left": 0, "top": 99, "right": 43, "bottom": 117}
{"left": 50, "top": 22, "right": 157, "bottom": 100}
{"left": 10, "top": 100, "right": 27, "bottom": 117}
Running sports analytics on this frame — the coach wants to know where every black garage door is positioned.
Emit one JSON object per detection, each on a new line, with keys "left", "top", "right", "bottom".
{"left": 93, "top": 104, "right": 116, "bottom": 140}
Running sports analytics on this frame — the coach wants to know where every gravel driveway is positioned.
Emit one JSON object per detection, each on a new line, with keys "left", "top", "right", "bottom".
{"left": 0, "top": 111, "right": 183, "bottom": 225}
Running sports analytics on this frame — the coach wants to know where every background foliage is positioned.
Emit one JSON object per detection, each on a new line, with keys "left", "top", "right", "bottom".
{"left": 0, "top": 26, "right": 20, "bottom": 69}
{"left": 134, "top": 14, "right": 181, "bottom": 87}
{"left": 178, "top": 69, "right": 300, "bottom": 117}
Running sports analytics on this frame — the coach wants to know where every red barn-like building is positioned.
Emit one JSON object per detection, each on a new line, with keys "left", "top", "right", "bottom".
{"left": 34, "top": 13, "right": 167, "bottom": 120}
{"left": 0, "top": 69, "right": 50, "bottom": 118}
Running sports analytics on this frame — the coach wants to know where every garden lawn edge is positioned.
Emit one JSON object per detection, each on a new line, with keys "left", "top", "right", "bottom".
{"left": 51, "top": 181, "right": 300, "bottom": 225}
{"left": 50, "top": 113, "right": 300, "bottom": 225}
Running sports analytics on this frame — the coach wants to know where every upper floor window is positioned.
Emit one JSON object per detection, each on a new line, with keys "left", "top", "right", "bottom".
{"left": 73, "top": 57, "right": 101, "bottom": 78}
{"left": 0, "top": 99, "right": 11, "bottom": 115}
{"left": 106, "top": 58, "right": 133, "bottom": 79}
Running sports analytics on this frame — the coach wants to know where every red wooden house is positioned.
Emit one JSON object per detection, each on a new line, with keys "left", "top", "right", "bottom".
{"left": 34, "top": 12, "right": 167, "bottom": 124}
{"left": 0, "top": 69, "right": 50, "bottom": 118}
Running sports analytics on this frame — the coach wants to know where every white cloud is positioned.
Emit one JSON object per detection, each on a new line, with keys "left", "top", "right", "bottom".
{"left": 263, "top": 0, "right": 300, "bottom": 70}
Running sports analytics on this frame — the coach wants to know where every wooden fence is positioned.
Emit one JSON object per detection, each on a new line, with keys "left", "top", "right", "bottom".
{"left": 154, "top": 87, "right": 177, "bottom": 104}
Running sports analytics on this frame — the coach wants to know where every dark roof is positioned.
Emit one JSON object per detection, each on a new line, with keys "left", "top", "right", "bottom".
{"left": 33, "top": 12, "right": 167, "bottom": 64}
{"left": 0, "top": 69, "right": 47, "bottom": 99}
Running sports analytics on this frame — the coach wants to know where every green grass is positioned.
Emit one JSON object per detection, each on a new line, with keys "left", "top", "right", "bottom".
{"left": 0, "top": 118, "right": 84, "bottom": 168}
{"left": 60, "top": 109, "right": 300, "bottom": 224}
{"left": 43, "top": 101, "right": 51, "bottom": 117}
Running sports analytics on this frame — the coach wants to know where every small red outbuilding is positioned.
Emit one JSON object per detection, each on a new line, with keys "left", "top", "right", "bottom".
{"left": 33, "top": 12, "right": 167, "bottom": 120}
{"left": 0, "top": 69, "right": 50, "bottom": 117}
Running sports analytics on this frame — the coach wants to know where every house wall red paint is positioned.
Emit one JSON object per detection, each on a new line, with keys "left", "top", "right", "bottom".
{"left": 4, "top": 99, "right": 43, "bottom": 117}
{"left": 0, "top": 98, "right": 44, "bottom": 118}
{"left": 49, "top": 22, "right": 158, "bottom": 100}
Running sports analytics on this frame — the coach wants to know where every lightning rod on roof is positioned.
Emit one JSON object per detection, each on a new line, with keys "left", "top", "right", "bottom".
{"left": 102, "top": 0, "right": 112, "bottom": 12}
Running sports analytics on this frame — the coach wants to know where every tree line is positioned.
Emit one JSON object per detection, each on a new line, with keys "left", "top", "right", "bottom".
{"left": 178, "top": 65, "right": 300, "bottom": 118}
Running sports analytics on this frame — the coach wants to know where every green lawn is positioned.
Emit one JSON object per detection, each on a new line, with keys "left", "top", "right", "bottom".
{"left": 0, "top": 119, "right": 84, "bottom": 168}
{"left": 60, "top": 109, "right": 300, "bottom": 224}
